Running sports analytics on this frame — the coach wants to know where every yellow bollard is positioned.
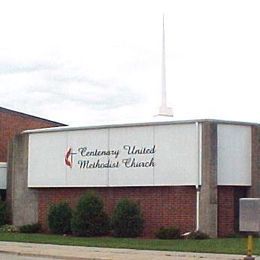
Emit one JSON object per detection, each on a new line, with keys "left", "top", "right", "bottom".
{"left": 244, "top": 235, "right": 255, "bottom": 260}
{"left": 247, "top": 235, "right": 253, "bottom": 256}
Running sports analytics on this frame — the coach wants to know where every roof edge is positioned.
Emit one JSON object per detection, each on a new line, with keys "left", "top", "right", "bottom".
{"left": 0, "top": 106, "right": 66, "bottom": 126}
{"left": 22, "top": 118, "right": 260, "bottom": 135}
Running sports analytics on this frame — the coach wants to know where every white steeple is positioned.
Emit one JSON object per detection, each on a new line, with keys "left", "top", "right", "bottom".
{"left": 157, "top": 14, "right": 173, "bottom": 117}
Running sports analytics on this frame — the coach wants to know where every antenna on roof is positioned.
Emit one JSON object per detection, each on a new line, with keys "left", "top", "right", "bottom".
{"left": 157, "top": 14, "right": 173, "bottom": 117}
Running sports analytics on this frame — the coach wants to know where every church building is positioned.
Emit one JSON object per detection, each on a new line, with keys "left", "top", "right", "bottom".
{"left": 6, "top": 119, "right": 260, "bottom": 237}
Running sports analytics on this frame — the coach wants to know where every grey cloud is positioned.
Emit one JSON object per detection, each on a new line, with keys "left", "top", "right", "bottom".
{"left": 86, "top": 86, "right": 142, "bottom": 110}
{"left": 26, "top": 82, "right": 142, "bottom": 110}
{"left": 50, "top": 74, "right": 105, "bottom": 86}
{"left": 48, "top": 73, "right": 117, "bottom": 90}
{"left": 26, "top": 69, "right": 144, "bottom": 110}
{"left": 0, "top": 61, "right": 59, "bottom": 75}
{"left": 0, "top": 62, "right": 144, "bottom": 121}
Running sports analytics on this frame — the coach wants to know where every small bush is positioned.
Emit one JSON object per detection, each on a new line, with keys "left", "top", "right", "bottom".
{"left": 111, "top": 198, "right": 144, "bottom": 237}
{"left": 155, "top": 227, "right": 181, "bottom": 239}
{"left": 184, "top": 231, "right": 210, "bottom": 240}
{"left": 224, "top": 232, "right": 245, "bottom": 238}
{"left": 71, "top": 192, "right": 110, "bottom": 236}
{"left": 48, "top": 202, "right": 72, "bottom": 234}
{"left": 0, "top": 224, "right": 18, "bottom": 233}
{"left": 20, "top": 223, "right": 41, "bottom": 233}
{"left": 0, "top": 200, "right": 6, "bottom": 226}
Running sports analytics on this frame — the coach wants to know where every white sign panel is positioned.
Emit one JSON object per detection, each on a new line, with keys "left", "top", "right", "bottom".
{"left": 217, "top": 124, "right": 251, "bottom": 185}
{"left": 28, "top": 123, "right": 199, "bottom": 187}
{"left": 0, "top": 162, "right": 7, "bottom": 189}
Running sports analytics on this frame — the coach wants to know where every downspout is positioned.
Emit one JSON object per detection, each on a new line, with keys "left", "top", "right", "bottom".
{"left": 195, "top": 122, "right": 202, "bottom": 231}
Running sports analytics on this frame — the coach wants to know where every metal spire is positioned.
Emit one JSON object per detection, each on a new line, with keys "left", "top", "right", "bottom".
{"left": 157, "top": 14, "right": 173, "bottom": 117}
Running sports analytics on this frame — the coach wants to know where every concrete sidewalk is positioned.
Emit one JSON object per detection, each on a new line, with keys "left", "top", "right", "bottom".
{"left": 0, "top": 241, "right": 254, "bottom": 260}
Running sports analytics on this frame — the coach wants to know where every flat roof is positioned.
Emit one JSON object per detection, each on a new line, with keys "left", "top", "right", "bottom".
{"left": 22, "top": 118, "right": 260, "bottom": 134}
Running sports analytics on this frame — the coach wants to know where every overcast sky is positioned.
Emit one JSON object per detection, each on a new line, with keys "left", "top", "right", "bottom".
{"left": 0, "top": 0, "right": 259, "bottom": 126}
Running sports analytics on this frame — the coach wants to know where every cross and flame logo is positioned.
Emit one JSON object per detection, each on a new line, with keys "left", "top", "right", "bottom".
{"left": 65, "top": 147, "right": 77, "bottom": 168}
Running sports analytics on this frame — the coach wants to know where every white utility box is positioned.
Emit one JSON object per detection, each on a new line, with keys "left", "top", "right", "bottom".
{"left": 0, "top": 162, "right": 7, "bottom": 190}
{"left": 240, "top": 198, "right": 260, "bottom": 232}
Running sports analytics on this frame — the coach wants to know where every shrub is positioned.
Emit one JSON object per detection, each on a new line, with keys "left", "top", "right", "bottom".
{"left": 0, "top": 200, "right": 6, "bottom": 226}
{"left": 0, "top": 224, "right": 18, "bottom": 233}
{"left": 71, "top": 192, "right": 110, "bottom": 236}
{"left": 155, "top": 227, "right": 181, "bottom": 239}
{"left": 184, "top": 231, "right": 210, "bottom": 240}
{"left": 111, "top": 198, "right": 144, "bottom": 237}
{"left": 48, "top": 202, "right": 72, "bottom": 234}
{"left": 224, "top": 232, "right": 245, "bottom": 238}
{"left": 20, "top": 223, "right": 41, "bottom": 233}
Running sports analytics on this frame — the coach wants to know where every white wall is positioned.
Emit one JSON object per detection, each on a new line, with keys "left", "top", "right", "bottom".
{"left": 28, "top": 122, "right": 253, "bottom": 188}
{"left": 217, "top": 124, "right": 251, "bottom": 186}
{"left": 0, "top": 162, "right": 7, "bottom": 189}
{"left": 28, "top": 123, "right": 200, "bottom": 187}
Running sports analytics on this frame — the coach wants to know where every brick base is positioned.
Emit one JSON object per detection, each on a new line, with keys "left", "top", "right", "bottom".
{"left": 38, "top": 186, "right": 196, "bottom": 237}
{"left": 218, "top": 186, "right": 248, "bottom": 237}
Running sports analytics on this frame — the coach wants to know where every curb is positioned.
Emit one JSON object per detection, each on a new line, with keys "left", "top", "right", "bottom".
{"left": 0, "top": 249, "right": 245, "bottom": 260}
{"left": 0, "top": 249, "right": 111, "bottom": 260}
{"left": 0, "top": 242, "right": 248, "bottom": 260}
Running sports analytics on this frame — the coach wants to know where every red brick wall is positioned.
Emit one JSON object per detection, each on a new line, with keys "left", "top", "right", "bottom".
{"left": 0, "top": 108, "right": 64, "bottom": 162}
{"left": 38, "top": 186, "right": 196, "bottom": 237}
{"left": 218, "top": 186, "right": 247, "bottom": 237}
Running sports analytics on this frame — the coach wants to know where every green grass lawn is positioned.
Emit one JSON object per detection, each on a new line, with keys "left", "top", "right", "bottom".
{"left": 0, "top": 233, "right": 258, "bottom": 255}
